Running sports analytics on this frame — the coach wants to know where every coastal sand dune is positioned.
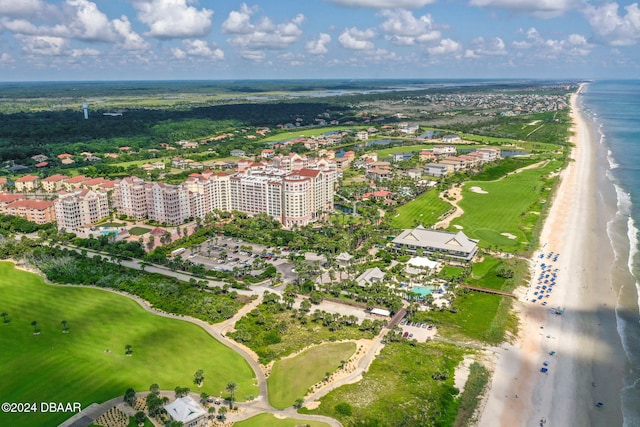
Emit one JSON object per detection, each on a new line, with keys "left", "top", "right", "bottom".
{"left": 478, "top": 85, "right": 625, "bottom": 427}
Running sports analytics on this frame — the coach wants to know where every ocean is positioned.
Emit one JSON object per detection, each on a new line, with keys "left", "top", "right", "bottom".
{"left": 581, "top": 80, "right": 640, "bottom": 426}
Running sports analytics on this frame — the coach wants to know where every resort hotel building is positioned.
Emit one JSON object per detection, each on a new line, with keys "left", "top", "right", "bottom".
{"left": 393, "top": 225, "right": 479, "bottom": 261}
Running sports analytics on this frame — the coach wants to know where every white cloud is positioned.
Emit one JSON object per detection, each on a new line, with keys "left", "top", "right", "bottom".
{"left": 338, "top": 27, "right": 376, "bottom": 50}
{"left": 1, "top": 1, "right": 149, "bottom": 51}
{"left": 467, "top": 36, "right": 507, "bottom": 56}
{"left": 239, "top": 50, "right": 267, "bottom": 61}
{"left": 222, "top": 4, "right": 305, "bottom": 51}
{"left": 69, "top": 48, "right": 100, "bottom": 57}
{"left": 112, "top": 16, "right": 149, "bottom": 51}
{"left": 380, "top": 9, "right": 441, "bottom": 45}
{"left": 17, "top": 35, "right": 68, "bottom": 55}
{"left": 0, "top": 52, "right": 14, "bottom": 63}
{"left": 172, "top": 39, "right": 224, "bottom": 60}
{"left": 133, "top": 0, "right": 213, "bottom": 39}
{"left": 584, "top": 2, "right": 640, "bottom": 46}
{"left": 469, "top": 0, "right": 580, "bottom": 18}
{"left": 0, "top": 0, "right": 55, "bottom": 18}
{"left": 328, "top": 0, "right": 435, "bottom": 8}
{"left": 306, "top": 33, "right": 331, "bottom": 55}
{"left": 512, "top": 27, "right": 593, "bottom": 57}
{"left": 427, "top": 38, "right": 462, "bottom": 55}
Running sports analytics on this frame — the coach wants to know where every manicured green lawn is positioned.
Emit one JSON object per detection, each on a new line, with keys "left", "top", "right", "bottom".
{"left": 0, "top": 262, "right": 257, "bottom": 427}
{"left": 371, "top": 144, "right": 434, "bottom": 158}
{"left": 392, "top": 188, "right": 452, "bottom": 229}
{"left": 267, "top": 342, "right": 356, "bottom": 409}
{"left": 260, "top": 126, "right": 366, "bottom": 142}
{"left": 450, "top": 160, "right": 560, "bottom": 251}
{"left": 234, "top": 413, "right": 330, "bottom": 427}
{"left": 129, "top": 226, "right": 151, "bottom": 236}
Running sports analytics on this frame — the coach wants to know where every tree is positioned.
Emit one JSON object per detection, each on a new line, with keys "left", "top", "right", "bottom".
{"left": 208, "top": 406, "right": 216, "bottom": 420}
{"left": 125, "top": 344, "right": 133, "bottom": 355}
{"left": 294, "top": 398, "right": 305, "bottom": 409}
{"left": 199, "top": 392, "right": 209, "bottom": 405}
{"left": 1, "top": 312, "right": 9, "bottom": 325}
{"left": 150, "top": 383, "right": 160, "bottom": 395}
{"left": 194, "top": 369, "right": 205, "bottom": 387}
{"left": 134, "top": 411, "right": 146, "bottom": 425}
{"left": 299, "top": 299, "right": 312, "bottom": 312}
{"left": 124, "top": 388, "right": 136, "bottom": 407}
{"left": 217, "top": 406, "right": 227, "bottom": 421}
{"left": 30, "top": 320, "right": 39, "bottom": 334}
{"left": 175, "top": 386, "right": 190, "bottom": 398}
{"left": 225, "top": 382, "right": 237, "bottom": 408}
{"left": 61, "top": 320, "right": 68, "bottom": 333}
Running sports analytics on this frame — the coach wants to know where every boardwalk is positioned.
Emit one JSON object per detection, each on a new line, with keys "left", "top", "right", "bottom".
{"left": 460, "top": 284, "right": 516, "bottom": 298}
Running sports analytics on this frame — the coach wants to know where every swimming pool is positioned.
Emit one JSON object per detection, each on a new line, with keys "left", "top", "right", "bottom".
{"left": 412, "top": 286, "right": 435, "bottom": 296}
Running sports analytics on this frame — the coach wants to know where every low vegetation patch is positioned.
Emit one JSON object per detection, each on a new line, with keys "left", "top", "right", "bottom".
{"left": 234, "top": 413, "right": 330, "bottom": 427}
{"left": 229, "top": 293, "right": 382, "bottom": 363}
{"left": 304, "top": 341, "right": 464, "bottom": 427}
{"left": 453, "top": 363, "right": 491, "bottom": 427}
{"left": 268, "top": 341, "right": 356, "bottom": 409}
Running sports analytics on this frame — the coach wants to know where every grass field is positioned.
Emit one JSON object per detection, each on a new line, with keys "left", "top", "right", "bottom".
{"left": 267, "top": 342, "right": 356, "bottom": 409}
{"left": 392, "top": 188, "right": 452, "bottom": 229}
{"left": 0, "top": 262, "right": 257, "bottom": 427}
{"left": 260, "top": 126, "right": 366, "bottom": 142}
{"left": 129, "top": 226, "right": 151, "bottom": 236}
{"left": 450, "top": 160, "right": 560, "bottom": 251}
{"left": 234, "top": 413, "right": 330, "bottom": 427}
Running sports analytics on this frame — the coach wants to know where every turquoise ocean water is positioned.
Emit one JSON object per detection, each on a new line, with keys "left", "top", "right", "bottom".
{"left": 581, "top": 80, "right": 640, "bottom": 426}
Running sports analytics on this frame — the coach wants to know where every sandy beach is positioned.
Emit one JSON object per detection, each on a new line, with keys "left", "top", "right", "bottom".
{"left": 478, "top": 85, "right": 626, "bottom": 426}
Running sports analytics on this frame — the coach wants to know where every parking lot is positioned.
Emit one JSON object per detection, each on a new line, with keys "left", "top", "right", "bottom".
{"left": 399, "top": 318, "right": 438, "bottom": 341}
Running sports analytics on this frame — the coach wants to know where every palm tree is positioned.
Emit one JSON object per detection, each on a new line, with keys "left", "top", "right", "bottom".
{"left": 194, "top": 369, "right": 205, "bottom": 387}
{"left": 31, "top": 320, "right": 39, "bottom": 334}
{"left": 61, "top": 320, "right": 68, "bottom": 333}
{"left": 1, "top": 312, "right": 9, "bottom": 325}
{"left": 125, "top": 344, "right": 133, "bottom": 355}
{"left": 225, "top": 381, "right": 237, "bottom": 408}
{"left": 218, "top": 406, "right": 227, "bottom": 421}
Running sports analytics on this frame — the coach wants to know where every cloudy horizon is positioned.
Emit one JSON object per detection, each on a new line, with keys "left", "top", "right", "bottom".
{"left": 0, "top": 0, "right": 638, "bottom": 81}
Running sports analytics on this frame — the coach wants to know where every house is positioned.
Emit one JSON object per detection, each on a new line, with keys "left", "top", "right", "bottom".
{"left": 261, "top": 149, "right": 275, "bottom": 159}
{"left": 57, "top": 153, "right": 73, "bottom": 160}
{"left": 432, "top": 146, "right": 457, "bottom": 157}
{"left": 41, "top": 174, "right": 68, "bottom": 192}
{"left": 393, "top": 225, "right": 478, "bottom": 261}
{"left": 424, "top": 163, "right": 452, "bottom": 177}
{"left": 31, "top": 154, "right": 48, "bottom": 162}
{"left": 8, "top": 164, "right": 29, "bottom": 173}
{"left": 355, "top": 130, "right": 369, "bottom": 140}
{"left": 355, "top": 267, "right": 386, "bottom": 287}
{"left": 441, "top": 134, "right": 462, "bottom": 143}
{"left": 230, "top": 149, "right": 246, "bottom": 157}
{"left": 14, "top": 174, "right": 40, "bottom": 192}
{"left": 392, "top": 152, "right": 413, "bottom": 163}
{"left": 34, "top": 162, "right": 49, "bottom": 168}
{"left": 367, "top": 167, "right": 392, "bottom": 180}
{"left": 164, "top": 396, "right": 207, "bottom": 427}
{"left": 419, "top": 150, "right": 436, "bottom": 162}
{"left": 1, "top": 199, "right": 56, "bottom": 224}
{"left": 61, "top": 158, "right": 75, "bottom": 165}
{"left": 336, "top": 252, "right": 354, "bottom": 267}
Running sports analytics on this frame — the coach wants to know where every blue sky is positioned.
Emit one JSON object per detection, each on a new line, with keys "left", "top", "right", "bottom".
{"left": 0, "top": 0, "right": 639, "bottom": 81}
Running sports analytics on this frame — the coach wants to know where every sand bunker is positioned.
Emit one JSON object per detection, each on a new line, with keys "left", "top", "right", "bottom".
{"left": 470, "top": 186, "right": 488, "bottom": 194}
{"left": 501, "top": 233, "right": 517, "bottom": 239}
{"left": 453, "top": 225, "right": 464, "bottom": 229}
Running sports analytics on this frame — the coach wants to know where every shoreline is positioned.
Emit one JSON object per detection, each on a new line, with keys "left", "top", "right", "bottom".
{"left": 478, "top": 84, "right": 626, "bottom": 426}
